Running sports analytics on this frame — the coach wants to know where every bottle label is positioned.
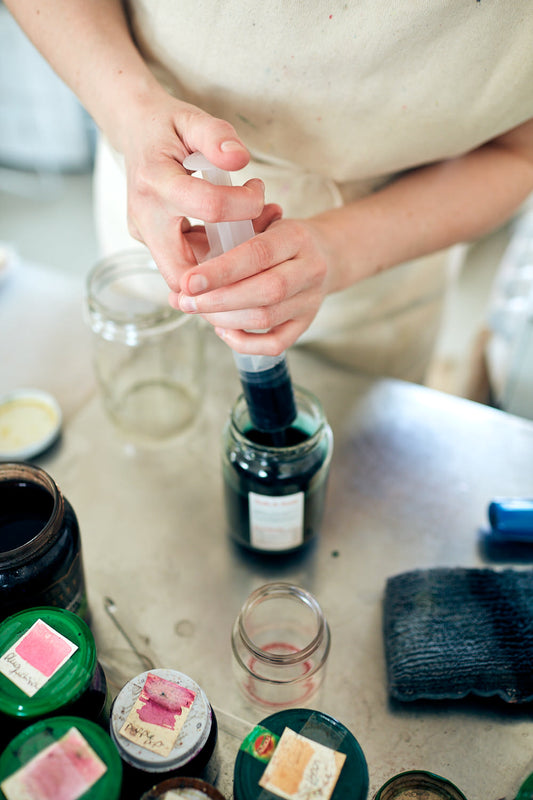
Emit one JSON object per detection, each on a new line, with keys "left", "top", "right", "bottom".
{"left": 249, "top": 491, "right": 304, "bottom": 551}
{"left": 0, "top": 726, "right": 107, "bottom": 800}
{"left": 119, "top": 672, "right": 196, "bottom": 757}
{"left": 258, "top": 727, "right": 346, "bottom": 800}
{"left": 0, "top": 619, "right": 78, "bottom": 697}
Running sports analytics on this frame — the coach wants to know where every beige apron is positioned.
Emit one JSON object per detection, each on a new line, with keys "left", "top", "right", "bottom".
{"left": 94, "top": 0, "right": 533, "bottom": 381}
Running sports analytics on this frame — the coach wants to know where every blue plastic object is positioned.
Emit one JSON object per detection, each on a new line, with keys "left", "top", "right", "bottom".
{"left": 488, "top": 499, "right": 533, "bottom": 542}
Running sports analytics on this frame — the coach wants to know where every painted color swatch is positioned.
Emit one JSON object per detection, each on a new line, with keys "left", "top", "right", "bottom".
{"left": 0, "top": 727, "right": 107, "bottom": 800}
{"left": 0, "top": 619, "right": 78, "bottom": 697}
{"left": 119, "top": 672, "right": 196, "bottom": 757}
{"left": 259, "top": 727, "right": 346, "bottom": 800}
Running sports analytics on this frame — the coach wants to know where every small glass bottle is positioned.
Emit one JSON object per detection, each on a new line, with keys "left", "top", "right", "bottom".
{"left": 233, "top": 708, "right": 369, "bottom": 800}
{"left": 231, "top": 582, "right": 330, "bottom": 709}
{"left": 221, "top": 386, "right": 333, "bottom": 554}
{"left": 0, "top": 716, "right": 123, "bottom": 799}
{"left": 0, "top": 607, "right": 110, "bottom": 751}
{"left": 109, "top": 668, "right": 218, "bottom": 797}
{"left": 0, "top": 462, "right": 89, "bottom": 622}
{"left": 374, "top": 771, "right": 467, "bottom": 800}
{"left": 140, "top": 776, "right": 226, "bottom": 799}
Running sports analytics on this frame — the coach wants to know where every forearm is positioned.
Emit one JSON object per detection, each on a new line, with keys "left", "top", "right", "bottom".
{"left": 4, "top": 0, "right": 166, "bottom": 152}
{"left": 318, "top": 119, "right": 533, "bottom": 293}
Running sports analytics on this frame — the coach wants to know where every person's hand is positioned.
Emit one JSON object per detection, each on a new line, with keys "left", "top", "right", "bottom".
{"left": 120, "top": 93, "right": 268, "bottom": 289}
{"left": 173, "top": 214, "right": 336, "bottom": 355}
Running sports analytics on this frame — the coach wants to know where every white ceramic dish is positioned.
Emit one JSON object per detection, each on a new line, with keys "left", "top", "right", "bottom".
{"left": 0, "top": 389, "right": 62, "bottom": 460}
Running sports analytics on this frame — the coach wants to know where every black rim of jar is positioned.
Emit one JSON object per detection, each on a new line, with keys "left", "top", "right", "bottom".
{"left": 0, "top": 462, "right": 65, "bottom": 568}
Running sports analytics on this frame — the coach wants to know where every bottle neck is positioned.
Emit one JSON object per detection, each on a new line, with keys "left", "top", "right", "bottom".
{"left": 230, "top": 386, "right": 327, "bottom": 455}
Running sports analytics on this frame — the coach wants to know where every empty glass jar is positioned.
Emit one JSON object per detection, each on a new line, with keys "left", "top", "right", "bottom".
{"left": 86, "top": 249, "right": 205, "bottom": 446}
{"left": 231, "top": 582, "right": 331, "bottom": 709}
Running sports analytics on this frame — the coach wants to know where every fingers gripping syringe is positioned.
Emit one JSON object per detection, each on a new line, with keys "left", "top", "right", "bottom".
{"left": 183, "top": 151, "right": 297, "bottom": 435}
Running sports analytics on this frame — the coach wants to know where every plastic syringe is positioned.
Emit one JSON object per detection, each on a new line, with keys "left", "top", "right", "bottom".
{"left": 183, "top": 151, "right": 297, "bottom": 438}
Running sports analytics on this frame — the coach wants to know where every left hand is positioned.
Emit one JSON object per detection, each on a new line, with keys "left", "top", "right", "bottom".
{"left": 173, "top": 211, "right": 334, "bottom": 355}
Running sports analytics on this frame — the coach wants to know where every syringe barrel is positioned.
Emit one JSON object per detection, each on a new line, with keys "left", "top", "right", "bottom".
{"left": 234, "top": 352, "right": 297, "bottom": 433}
{"left": 183, "top": 151, "right": 297, "bottom": 431}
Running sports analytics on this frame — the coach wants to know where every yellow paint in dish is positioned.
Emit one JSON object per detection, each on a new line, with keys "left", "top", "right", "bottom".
{"left": 0, "top": 392, "right": 62, "bottom": 458}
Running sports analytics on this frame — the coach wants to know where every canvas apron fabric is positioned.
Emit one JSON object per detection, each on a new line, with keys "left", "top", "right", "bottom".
{"left": 94, "top": 0, "right": 533, "bottom": 381}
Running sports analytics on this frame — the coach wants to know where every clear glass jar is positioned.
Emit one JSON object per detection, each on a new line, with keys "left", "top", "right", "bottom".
{"left": 0, "top": 463, "right": 89, "bottom": 623}
{"left": 222, "top": 386, "right": 333, "bottom": 554}
{"left": 231, "top": 582, "right": 331, "bottom": 709}
{"left": 86, "top": 249, "right": 205, "bottom": 446}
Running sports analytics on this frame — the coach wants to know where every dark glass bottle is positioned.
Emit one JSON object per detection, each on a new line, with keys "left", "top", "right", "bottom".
{"left": 109, "top": 668, "right": 218, "bottom": 799}
{"left": 0, "top": 606, "right": 110, "bottom": 750}
{"left": 233, "top": 708, "right": 369, "bottom": 800}
{"left": 0, "top": 462, "right": 89, "bottom": 622}
{"left": 140, "top": 776, "right": 226, "bottom": 799}
{"left": 0, "top": 716, "right": 123, "bottom": 799}
{"left": 222, "top": 386, "right": 333, "bottom": 554}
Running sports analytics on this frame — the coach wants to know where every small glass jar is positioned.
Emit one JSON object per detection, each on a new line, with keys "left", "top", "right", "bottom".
{"left": 233, "top": 708, "right": 369, "bottom": 800}
{"left": 0, "top": 463, "right": 89, "bottom": 623}
{"left": 86, "top": 249, "right": 205, "bottom": 446}
{"left": 0, "top": 607, "right": 110, "bottom": 750}
{"left": 109, "top": 668, "right": 218, "bottom": 797}
{"left": 140, "top": 776, "right": 226, "bottom": 799}
{"left": 0, "top": 716, "right": 123, "bottom": 799}
{"left": 374, "top": 771, "right": 468, "bottom": 800}
{"left": 222, "top": 386, "right": 333, "bottom": 554}
{"left": 231, "top": 582, "right": 331, "bottom": 709}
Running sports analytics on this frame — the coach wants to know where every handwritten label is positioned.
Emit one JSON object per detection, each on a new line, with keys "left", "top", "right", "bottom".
{"left": 0, "top": 619, "right": 78, "bottom": 697}
{"left": 0, "top": 726, "right": 107, "bottom": 800}
{"left": 119, "top": 672, "right": 196, "bottom": 757}
{"left": 259, "top": 727, "right": 346, "bottom": 800}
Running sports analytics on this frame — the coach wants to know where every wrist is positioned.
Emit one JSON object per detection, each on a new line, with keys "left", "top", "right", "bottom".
{"left": 309, "top": 209, "right": 377, "bottom": 296}
{"left": 95, "top": 70, "right": 172, "bottom": 154}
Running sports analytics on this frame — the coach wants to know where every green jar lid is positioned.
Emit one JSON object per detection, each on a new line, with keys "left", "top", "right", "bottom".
{"left": 374, "top": 771, "right": 468, "bottom": 799}
{"left": 233, "top": 708, "right": 368, "bottom": 800}
{"left": 516, "top": 772, "right": 533, "bottom": 800}
{"left": 0, "top": 607, "right": 97, "bottom": 719}
{"left": 0, "top": 715, "right": 122, "bottom": 799}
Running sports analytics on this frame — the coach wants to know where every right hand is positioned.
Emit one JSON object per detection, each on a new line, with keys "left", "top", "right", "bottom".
{"left": 119, "top": 92, "right": 270, "bottom": 292}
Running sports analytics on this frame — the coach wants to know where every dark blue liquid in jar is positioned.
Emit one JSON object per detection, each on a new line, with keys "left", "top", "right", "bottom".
{"left": 0, "top": 464, "right": 89, "bottom": 622}
{"left": 222, "top": 388, "right": 333, "bottom": 554}
{"left": 0, "top": 480, "right": 54, "bottom": 551}
{"left": 239, "top": 359, "right": 297, "bottom": 435}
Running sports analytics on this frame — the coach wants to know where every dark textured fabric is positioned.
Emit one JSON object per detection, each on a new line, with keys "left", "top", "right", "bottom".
{"left": 383, "top": 567, "right": 533, "bottom": 703}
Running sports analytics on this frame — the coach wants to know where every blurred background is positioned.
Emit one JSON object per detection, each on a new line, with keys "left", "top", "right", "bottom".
{"left": 1, "top": 0, "right": 532, "bottom": 418}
